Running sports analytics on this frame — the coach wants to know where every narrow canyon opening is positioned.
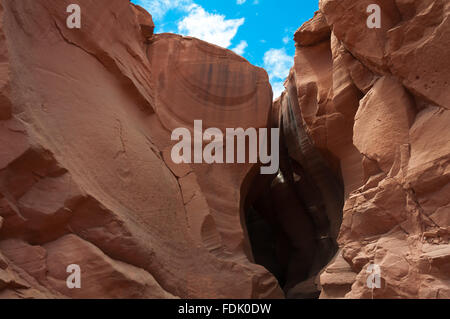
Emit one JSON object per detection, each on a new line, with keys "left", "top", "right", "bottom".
{"left": 243, "top": 116, "right": 345, "bottom": 299}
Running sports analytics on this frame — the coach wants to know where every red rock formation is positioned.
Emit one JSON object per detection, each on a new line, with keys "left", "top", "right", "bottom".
{"left": 0, "top": 0, "right": 282, "bottom": 298}
{"left": 275, "top": 0, "right": 449, "bottom": 298}
{"left": 0, "top": 0, "right": 448, "bottom": 299}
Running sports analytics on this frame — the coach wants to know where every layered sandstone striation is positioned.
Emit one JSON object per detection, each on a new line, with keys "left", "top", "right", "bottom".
{"left": 0, "top": 0, "right": 448, "bottom": 299}
{"left": 0, "top": 0, "right": 282, "bottom": 298}
{"left": 275, "top": 0, "right": 449, "bottom": 298}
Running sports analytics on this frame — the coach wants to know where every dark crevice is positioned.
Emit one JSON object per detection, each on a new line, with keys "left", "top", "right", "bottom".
{"left": 243, "top": 85, "right": 344, "bottom": 299}
{"left": 244, "top": 163, "right": 341, "bottom": 298}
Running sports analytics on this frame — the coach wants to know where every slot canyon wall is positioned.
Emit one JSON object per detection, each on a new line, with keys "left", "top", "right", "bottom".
{"left": 276, "top": 0, "right": 449, "bottom": 298}
{"left": 0, "top": 0, "right": 448, "bottom": 299}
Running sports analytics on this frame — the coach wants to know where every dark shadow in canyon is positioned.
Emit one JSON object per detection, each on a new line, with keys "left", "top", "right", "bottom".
{"left": 242, "top": 84, "right": 345, "bottom": 299}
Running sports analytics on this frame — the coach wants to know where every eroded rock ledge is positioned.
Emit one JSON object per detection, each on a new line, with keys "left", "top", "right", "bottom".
{"left": 275, "top": 0, "right": 449, "bottom": 298}
{"left": 0, "top": 0, "right": 448, "bottom": 299}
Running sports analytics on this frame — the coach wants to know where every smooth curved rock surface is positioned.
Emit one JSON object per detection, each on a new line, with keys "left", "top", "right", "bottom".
{"left": 0, "top": 0, "right": 282, "bottom": 299}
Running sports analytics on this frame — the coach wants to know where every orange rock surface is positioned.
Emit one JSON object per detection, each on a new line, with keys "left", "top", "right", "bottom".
{"left": 0, "top": 0, "right": 448, "bottom": 299}
{"left": 275, "top": 0, "right": 449, "bottom": 298}
{"left": 0, "top": 0, "right": 281, "bottom": 299}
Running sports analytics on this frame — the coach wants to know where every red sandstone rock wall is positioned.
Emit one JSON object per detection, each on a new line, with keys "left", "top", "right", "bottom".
{"left": 0, "top": 0, "right": 282, "bottom": 299}
{"left": 0, "top": 0, "right": 448, "bottom": 299}
{"left": 275, "top": 0, "right": 449, "bottom": 298}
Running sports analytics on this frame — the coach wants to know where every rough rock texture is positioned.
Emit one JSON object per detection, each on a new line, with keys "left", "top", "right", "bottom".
{"left": 0, "top": 0, "right": 449, "bottom": 299}
{"left": 274, "top": 0, "right": 449, "bottom": 298}
{"left": 0, "top": 0, "right": 282, "bottom": 298}
{"left": 131, "top": 4, "right": 155, "bottom": 39}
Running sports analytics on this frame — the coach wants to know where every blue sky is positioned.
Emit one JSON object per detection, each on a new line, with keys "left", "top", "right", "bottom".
{"left": 131, "top": 0, "right": 319, "bottom": 98}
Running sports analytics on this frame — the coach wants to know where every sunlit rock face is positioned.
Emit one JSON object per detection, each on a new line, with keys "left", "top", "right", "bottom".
{"left": 0, "top": 0, "right": 282, "bottom": 299}
{"left": 0, "top": 0, "right": 448, "bottom": 299}
{"left": 274, "top": 0, "right": 449, "bottom": 299}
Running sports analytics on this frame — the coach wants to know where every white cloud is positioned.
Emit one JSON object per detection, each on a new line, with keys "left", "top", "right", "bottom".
{"left": 237, "top": 0, "right": 246, "bottom": 4}
{"left": 263, "top": 48, "right": 293, "bottom": 98}
{"left": 263, "top": 48, "right": 293, "bottom": 80}
{"left": 137, "top": 1, "right": 245, "bottom": 48}
{"left": 232, "top": 40, "right": 248, "bottom": 55}
{"left": 137, "top": 0, "right": 193, "bottom": 20}
{"left": 271, "top": 81, "right": 286, "bottom": 99}
{"left": 283, "top": 36, "right": 290, "bottom": 44}
{"left": 178, "top": 4, "right": 245, "bottom": 48}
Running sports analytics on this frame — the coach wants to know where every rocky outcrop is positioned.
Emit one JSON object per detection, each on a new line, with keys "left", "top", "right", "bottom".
{"left": 0, "top": 0, "right": 282, "bottom": 298}
{"left": 275, "top": 0, "right": 449, "bottom": 298}
{"left": 0, "top": 0, "right": 448, "bottom": 299}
